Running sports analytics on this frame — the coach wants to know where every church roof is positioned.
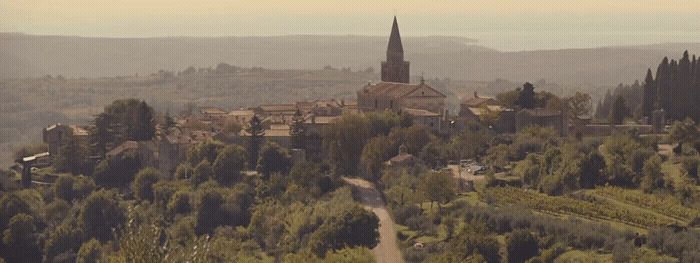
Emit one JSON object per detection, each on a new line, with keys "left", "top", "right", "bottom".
{"left": 387, "top": 16, "right": 403, "bottom": 53}
{"left": 361, "top": 81, "right": 446, "bottom": 98}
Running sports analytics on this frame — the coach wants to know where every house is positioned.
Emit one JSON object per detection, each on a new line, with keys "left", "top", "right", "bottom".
{"left": 237, "top": 124, "right": 292, "bottom": 148}
{"left": 254, "top": 104, "right": 298, "bottom": 124}
{"left": 107, "top": 140, "right": 159, "bottom": 170}
{"left": 402, "top": 108, "right": 442, "bottom": 131}
{"left": 386, "top": 145, "right": 417, "bottom": 168}
{"left": 515, "top": 108, "right": 567, "bottom": 136}
{"left": 157, "top": 128, "right": 215, "bottom": 177}
{"left": 227, "top": 109, "right": 256, "bottom": 126}
{"left": 43, "top": 124, "right": 90, "bottom": 157}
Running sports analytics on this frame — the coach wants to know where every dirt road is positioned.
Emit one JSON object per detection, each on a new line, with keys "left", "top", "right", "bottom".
{"left": 343, "top": 177, "right": 404, "bottom": 263}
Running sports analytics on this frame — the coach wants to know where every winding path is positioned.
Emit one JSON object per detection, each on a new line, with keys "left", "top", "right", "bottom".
{"left": 343, "top": 177, "right": 404, "bottom": 263}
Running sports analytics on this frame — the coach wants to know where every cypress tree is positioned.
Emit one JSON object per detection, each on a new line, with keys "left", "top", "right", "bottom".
{"left": 610, "top": 96, "right": 629, "bottom": 125}
{"left": 656, "top": 57, "right": 670, "bottom": 117}
{"left": 246, "top": 115, "right": 265, "bottom": 170}
{"left": 642, "top": 69, "right": 655, "bottom": 118}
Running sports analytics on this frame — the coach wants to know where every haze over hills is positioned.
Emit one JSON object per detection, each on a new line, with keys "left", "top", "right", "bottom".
{"left": 2, "top": 33, "right": 700, "bottom": 86}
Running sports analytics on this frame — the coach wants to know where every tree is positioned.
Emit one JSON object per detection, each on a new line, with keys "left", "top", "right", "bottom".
{"left": 194, "top": 191, "right": 223, "bottom": 235}
{"left": 187, "top": 140, "right": 225, "bottom": 165}
{"left": 2, "top": 214, "right": 41, "bottom": 263}
{"left": 290, "top": 109, "right": 307, "bottom": 149}
{"left": 641, "top": 155, "right": 664, "bottom": 193}
{"left": 132, "top": 168, "right": 161, "bottom": 201}
{"left": 163, "top": 110, "right": 176, "bottom": 131}
{"left": 309, "top": 206, "right": 379, "bottom": 257}
{"left": 360, "top": 136, "right": 390, "bottom": 181}
{"left": 567, "top": 92, "right": 592, "bottom": 119}
{"left": 420, "top": 171, "right": 456, "bottom": 210}
{"left": 53, "top": 175, "right": 75, "bottom": 201}
{"left": 79, "top": 190, "right": 126, "bottom": 241}
{"left": 134, "top": 101, "right": 155, "bottom": 140}
{"left": 256, "top": 143, "right": 291, "bottom": 177}
{"left": 448, "top": 223, "right": 501, "bottom": 263}
{"left": 516, "top": 82, "right": 536, "bottom": 109}
{"left": 669, "top": 118, "right": 699, "bottom": 152}
{"left": 514, "top": 154, "right": 542, "bottom": 187}
{"left": 247, "top": 115, "right": 265, "bottom": 170}
{"left": 506, "top": 230, "right": 538, "bottom": 263}
{"left": 192, "top": 160, "right": 213, "bottom": 187}
{"left": 213, "top": 145, "right": 247, "bottom": 184}
{"left": 92, "top": 154, "right": 140, "bottom": 188}
{"left": 324, "top": 114, "right": 370, "bottom": 176}
{"left": 0, "top": 193, "right": 33, "bottom": 231}
{"left": 609, "top": 95, "right": 629, "bottom": 125}
{"left": 642, "top": 68, "right": 656, "bottom": 118}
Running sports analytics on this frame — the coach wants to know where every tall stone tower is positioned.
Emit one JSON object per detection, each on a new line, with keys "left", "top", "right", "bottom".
{"left": 381, "top": 16, "right": 410, "bottom": 83}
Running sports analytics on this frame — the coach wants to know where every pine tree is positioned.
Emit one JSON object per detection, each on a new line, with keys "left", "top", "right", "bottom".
{"left": 246, "top": 115, "right": 265, "bottom": 170}
{"left": 516, "top": 82, "right": 536, "bottom": 109}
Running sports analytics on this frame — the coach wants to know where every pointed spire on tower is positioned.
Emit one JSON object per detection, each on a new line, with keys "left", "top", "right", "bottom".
{"left": 387, "top": 16, "right": 404, "bottom": 53}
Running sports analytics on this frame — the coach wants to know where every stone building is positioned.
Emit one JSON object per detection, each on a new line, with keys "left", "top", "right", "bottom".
{"left": 515, "top": 108, "right": 567, "bottom": 136}
{"left": 42, "top": 124, "right": 90, "bottom": 157}
{"left": 381, "top": 16, "right": 410, "bottom": 84}
{"left": 357, "top": 17, "right": 447, "bottom": 116}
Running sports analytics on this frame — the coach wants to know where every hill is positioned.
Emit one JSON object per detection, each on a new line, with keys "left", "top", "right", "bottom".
{"left": 2, "top": 33, "right": 700, "bottom": 86}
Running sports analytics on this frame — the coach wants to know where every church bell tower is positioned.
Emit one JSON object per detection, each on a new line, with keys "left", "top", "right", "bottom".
{"left": 381, "top": 16, "right": 410, "bottom": 83}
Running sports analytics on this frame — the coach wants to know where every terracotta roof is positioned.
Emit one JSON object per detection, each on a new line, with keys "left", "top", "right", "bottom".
{"left": 361, "top": 82, "right": 446, "bottom": 98}
{"left": 305, "top": 115, "right": 341, "bottom": 124}
{"left": 199, "top": 107, "right": 228, "bottom": 115}
{"left": 519, "top": 108, "right": 562, "bottom": 117}
{"left": 403, "top": 108, "right": 440, "bottom": 117}
{"left": 461, "top": 97, "right": 499, "bottom": 108}
{"left": 107, "top": 141, "right": 139, "bottom": 157}
{"left": 467, "top": 105, "right": 512, "bottom": 116}
{"left": 228, "top": 110, "right": 255, "bottom": 116}
{"left": 258, "top": 104, "right": 298, "bottom": 113}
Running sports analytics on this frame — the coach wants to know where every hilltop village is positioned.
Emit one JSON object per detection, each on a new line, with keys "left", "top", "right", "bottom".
{"left": 3, "top": 17, "right": 700, "bottom": 263}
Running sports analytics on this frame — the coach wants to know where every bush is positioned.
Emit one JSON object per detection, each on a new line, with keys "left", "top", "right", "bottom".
{"left": 393, "top": 205, "right": 422, "bottom": 225}
{"left": 506, "top": 229, "right": 538, "bottom": 263}
{"left": 132, "top": 168, "right": 161, "bottom": 201}
{"left": 53, "top": 175, "right": 75, "bottom": 200}
{"left": 192, "top": 160, "right": 213, "bottom": 187}
{"left": 76, "top": 239, "right": 102, "bottom": 263}
{"left": 213, "top": 145, "right": 247, "bottom": 185}
{"left": 79, "top": 190, "right": 126, "bottom": 241}
{"left": 174, "top": 163, "right": 194, "bottom": 180}
{"left": 168, "top": 191, "right": 191, "bottom": 215}
{"left": 611, "top": 240, "right": 634, "bottom": 263}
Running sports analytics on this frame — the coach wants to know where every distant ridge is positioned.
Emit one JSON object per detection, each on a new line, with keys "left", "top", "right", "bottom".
{"left": 1, "top": 33, "right": 699, "bottom": 85}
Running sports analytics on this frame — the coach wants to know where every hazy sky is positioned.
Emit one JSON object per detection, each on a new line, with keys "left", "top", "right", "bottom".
{"left": 3, "top": 0, "right": 700, "bottom": 50}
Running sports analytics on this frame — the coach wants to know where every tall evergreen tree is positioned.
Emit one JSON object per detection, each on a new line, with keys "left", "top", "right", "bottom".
{"left": 610, "top": 96, "right": 629, "bottom": 125}
{"left": 642, "top": 69, "right": 656, "bottom": 118}
{"left": 656, "top": 57, "right": 670, "bottom": 117}
{"left": 134, "top": 101, "right": 155, "bottom": 141}
{"left": 290, "top": 109, "right": 307, "bottom": 150}
{"left": 246, "top": 115, "right": 265, "bottom": 170}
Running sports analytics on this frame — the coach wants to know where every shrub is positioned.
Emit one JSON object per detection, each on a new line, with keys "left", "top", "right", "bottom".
{"left": 506, "top": 230, "right": 538, "bottom": 263}
{"left": 132, "top": 168, "right": 161, "bottom": 201}
{"left": 76, "top": 239, "right": 102, "bottom": 263}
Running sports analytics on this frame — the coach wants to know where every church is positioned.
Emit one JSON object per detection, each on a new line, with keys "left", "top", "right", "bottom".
{"left": 357, "top": 17, "right": 447, "bottom": 118}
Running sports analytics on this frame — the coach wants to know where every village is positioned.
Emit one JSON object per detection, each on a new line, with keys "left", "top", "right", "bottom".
{"left": 4, "top": 10, "right": 700, "bottom": 262}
